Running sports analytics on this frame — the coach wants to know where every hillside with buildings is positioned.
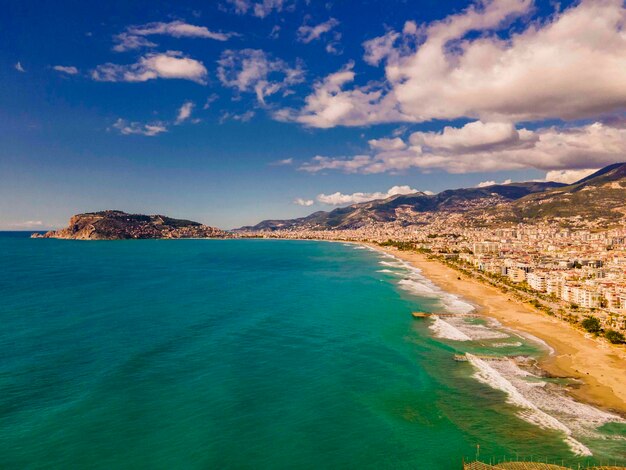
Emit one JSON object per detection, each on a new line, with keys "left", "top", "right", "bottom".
{"left": 34, "top": 211, "right": 228, "bottom": 240}
{"left": 241, "top": 163, "right": 626, "bottom": 338}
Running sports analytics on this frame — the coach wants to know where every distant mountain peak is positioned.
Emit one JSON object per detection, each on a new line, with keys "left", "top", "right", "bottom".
{"left": 239, "top": 162, "right": 626, "bottom": 232}
{"left": 572, "top": 162, "right": 626, "bottom": 186}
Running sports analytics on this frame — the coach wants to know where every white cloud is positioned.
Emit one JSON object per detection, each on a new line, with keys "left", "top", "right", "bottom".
{"left": 113, "top": 118, "right": 168, "bottom": 136}
{"left": 316, "top": 185, "right": 420, "bottom": 206}
{"left": 545, "top": 168, "right": 599, "bottom": 184}
{"left": 362, "top": 30, "right": 400, "bottom": 66}
{"left": 112, "top": 34, "right": 158, "bottom": 52}
{"left": 368, "top": 137, "right": 407, "bottom": 151}
{"left": 219, "top": 110, "right": 256, "bottom": 123}
{"left": 15, "top": 62, "right": 25, "bottom": 72}
{"left": 297, "top": 18, "right": 339, "bottom": 43}
{"left": 128, "top": 21, "right": 232, "bottom": 40}
{"left": 93, "top": 51, "right": 208, "bottom": 84}
{"left": 284, "top": 0, "right": 626, "bottom": 127}
{"left": 477, "top": 179, "right": 512, "bottom": 188}
{"left": 275, "top": 62, "right": 408, "bottom": 128}
{"left": 270, "top": 158, "right": 294, "bottom": 166}
{"left": 293, "top": 198, "right": 314, "bottom": 206}
{"left": 203, "top": 94, "right": 219, "bottom": 109}
{"left": 53, "top": 65, "right": 79, "bottom": 75}
{"left": 269, "top": 25, "right": 281, "bottom": 39}
{"left": 225, "top": 0, "right": 294, "bottom": 18}
{"left": 10, "top": 220, "right": 44, "bottom": 228}
{"left": 217, "top": 49, "right": 304, "bottom": 104}
{"left": 113, "top": 21, "right": 233, "bottom": 52}
{"left": 410, "top": 121, "right": 523, "bottom": 153}
{"left": 176, "top": 101, "right": 195, "bottom": 124}
{"left": 300, "top": 120, "right": 626, "bottom": 175}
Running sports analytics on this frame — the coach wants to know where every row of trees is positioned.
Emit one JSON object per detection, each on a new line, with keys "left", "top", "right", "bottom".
{"left": 581, "top": 316, "right": 625, "bottom": 344}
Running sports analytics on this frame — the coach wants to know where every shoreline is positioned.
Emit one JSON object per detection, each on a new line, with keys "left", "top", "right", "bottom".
{"left": 23, "top": 234, "right": 626, "bottom": 414}
{"left": 368, "top": 243, "right": 626, "bottom": 416}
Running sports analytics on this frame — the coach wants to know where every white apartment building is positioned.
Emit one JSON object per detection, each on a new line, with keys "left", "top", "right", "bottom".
{"left": 472, "top": 242, "right": 500, "bottom": 255}
{"left": 527, "top": 272, "right": 547, "bottom": 292}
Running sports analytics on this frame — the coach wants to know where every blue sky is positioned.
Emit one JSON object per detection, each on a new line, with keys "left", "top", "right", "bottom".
{"left": 2, "top": 0, "right": 625, "bottom": 229}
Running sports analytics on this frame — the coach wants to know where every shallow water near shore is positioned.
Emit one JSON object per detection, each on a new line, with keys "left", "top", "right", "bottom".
{"left": 0, "top": 235, "right": 624, "bottom": 468}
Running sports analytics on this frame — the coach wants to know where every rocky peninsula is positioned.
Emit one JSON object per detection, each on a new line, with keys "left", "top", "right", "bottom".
{"left": 33, "top": 210, "right": 228, "bottom": 240}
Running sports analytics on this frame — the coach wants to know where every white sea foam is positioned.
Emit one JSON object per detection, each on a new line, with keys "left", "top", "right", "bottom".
{"left": 395, "top": 270, "right": 475, "bottom": 314}
{"left": 429, "top": 317, "right": 509, "bottom": 341}
{"left": 467, "top": 354, "right": 623, "bottom": 456}
{"left": 492, "top": 341, "right": 523, "bottom": 348}
{"left": 448, "top": 317, "right": 509, "bottom": 340}
{"left": 378, "top": 260, "right": 405, "bottom": 269}
{"left": 430, "top": 317, "right": 472, "bottom": 341}
{"left": 513, "top": 331, "right": 556, "bottom": 356}
{"left": 439, "top": 295, "right": 475, "bottom": 315}
{"left": 369, "top": 246, "right": 624, "bottom": 456}
{"left": 376, "top": 269, "right": 394, "bottom": 273}
{"left": 398, "top": 278, "right": 438, "bottom": 297}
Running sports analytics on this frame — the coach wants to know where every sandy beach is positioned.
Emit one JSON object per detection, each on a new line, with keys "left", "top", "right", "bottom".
{"left": 372, "top": 244, "right": 626, "bottom": 415}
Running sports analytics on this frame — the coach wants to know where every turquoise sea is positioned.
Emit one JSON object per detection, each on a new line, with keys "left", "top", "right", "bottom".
{"left": 0, "top": 234, "right": 624, "bottom": 469}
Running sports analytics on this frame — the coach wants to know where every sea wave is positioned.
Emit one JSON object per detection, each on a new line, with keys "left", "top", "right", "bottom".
{"left": 378, "top": 260, "right": 406, "bottom": 269}
{"left": 431, "top": 317, "right": 509, "bottom": 341}
{"left": 513, "top": 331, "right": 556, "bottom": 356}
{"left": 491, "top": 341, "right": 523, "bottom": 348}
{"left": 467, "top": 354, "right": 623, "bottom": 456}
{"left": 369, "top": 245, "right": 624, "bottom": 458}
{"left": 430, "top": 317, "right": 472, "bottom": 341}
{"left": 373, "top": 248, "right": 476, "bottom": 315}
{"left": 395, "top": 272, "right": 475, "bottom": 314}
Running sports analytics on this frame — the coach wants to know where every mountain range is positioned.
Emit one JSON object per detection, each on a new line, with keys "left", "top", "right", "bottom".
{"left": 242, "top": 163, "right": 626, "bottom": 231}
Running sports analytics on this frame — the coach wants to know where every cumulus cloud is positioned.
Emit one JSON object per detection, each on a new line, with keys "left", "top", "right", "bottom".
{"left": 368, "top": 137, "right": 407, "bottom": 151}
{"left": 112, "top": 118, "right": 168, "bottom": 136}
{"left": 15, "top": 62, "right": 25, "bottom": 72}
{"left": 53, "top": 65, "right": 79, "bottom": 75}
{"left": 225, "top": 0, "right": 295, "bottom": 18}
{"left": 410, "top": 121, "right": 525, "bottom": 153}
{"left": 293, "top": 198, "right": 314, "bottom": 206}
{"left": 477, "top": 179, "right": 512, "bottom": 187}
{"left": 176, "top": 101, "right": 195, "bottom": 124}
{"left": 93, "top": 51, "right": 208, "bottom": 84}
{"left": 300, "top": 120, "right": 626, "bottom": 174}
{"left": 297, "top": 18, "right": 341, "bottom": 52}
{"left": 113, "top": 21, "right": 233, "bottom": 52}
{"left": 316, "top": 185, "right": 421, "bottom": 206}
{"left": 284, "top": 0, "right": 626, "bottom": 127}
{"left": 275, "top": 62, "right": 409, "bottom": 128}
{"left": 545, "top": 168, "right": 599, "bottom": 184}
{"left": 217, "top": 49, "right": 304, "bottom": 104}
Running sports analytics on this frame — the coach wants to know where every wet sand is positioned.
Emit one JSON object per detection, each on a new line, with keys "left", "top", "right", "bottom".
{"left": 372, "top": 244, "right": 626, "bottom": 415}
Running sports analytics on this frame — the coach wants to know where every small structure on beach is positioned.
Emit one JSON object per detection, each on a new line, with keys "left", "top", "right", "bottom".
{"left": 411, "top": 311, "right": 480, "bottom": 319}
{"left": 411, "top": 311, "right": 433, "bottom": 318}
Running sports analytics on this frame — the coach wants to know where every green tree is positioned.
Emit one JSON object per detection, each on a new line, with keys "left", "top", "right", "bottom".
{"left": 604, "top": 329, "right": 625, "bottom": 344}
{"left": 581, "top": 316, "right": 602, "bottom": 334}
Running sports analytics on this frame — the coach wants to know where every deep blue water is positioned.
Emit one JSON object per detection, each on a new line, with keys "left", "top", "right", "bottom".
{"left": 0, "top": 234, "right": 623, "bottom": 468}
